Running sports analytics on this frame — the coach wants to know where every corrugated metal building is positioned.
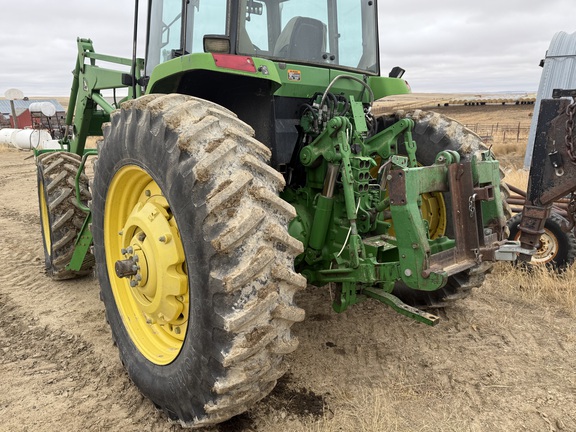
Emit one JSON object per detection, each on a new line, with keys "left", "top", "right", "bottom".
{"left": 0, "top": 99, "right": 66, "bottom": 125}
{"left": 0, "top": 99, "right": 65, "bottom": 114}
{"left": 525, "top": 31, "right": 576, "bottom": 168}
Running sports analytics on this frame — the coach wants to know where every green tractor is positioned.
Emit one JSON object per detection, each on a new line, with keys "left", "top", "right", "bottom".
{"left": 35, "top": 0, "right": 521, "bottom": 427}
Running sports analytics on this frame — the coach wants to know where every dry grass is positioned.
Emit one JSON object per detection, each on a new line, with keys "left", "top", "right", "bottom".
{"left": 483, "top": 118, "right": 575, "bottom": 319}
{"left": 324, "top": 387, "right": 400, "bottom": 432}
{"left": 277, "top": 261, "right": 576, "bottom": 432}
{"left": 269, "top": 381, "right": 497, "bottom": 432}
{"left": 487, "top": 125, "right": 530, "bottom": 166}
{"left": 492, "top": 139, "right": 528, "bottom": 157}
{"left": 281, "top": 385, "right": 418, "bottom": 432}
{"left": 501, "top": 165, "right": 529, "bottom": 190}
{"left": 85, "top": 136, "right": 100, "bottom": 149}
{"left": 492, "top": 263, "right": 576, "bottom": 317}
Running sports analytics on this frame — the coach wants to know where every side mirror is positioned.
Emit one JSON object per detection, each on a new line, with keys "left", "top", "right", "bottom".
{"left": 389, "top": 66, "right": 405, "bottom": 78}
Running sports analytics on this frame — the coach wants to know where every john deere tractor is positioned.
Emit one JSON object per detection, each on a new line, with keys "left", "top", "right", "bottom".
{"left": 35, "top": 0, "right": 521, "bottom": 427}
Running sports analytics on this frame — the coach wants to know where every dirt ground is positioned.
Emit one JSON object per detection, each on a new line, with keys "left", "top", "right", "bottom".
{"left": 1, "top": 102, "right": 575, "bottom": 432}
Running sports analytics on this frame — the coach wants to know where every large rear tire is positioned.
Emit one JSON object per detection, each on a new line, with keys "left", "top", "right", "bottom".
{"left": 383, "top": 110, "right": 511, "bottom": 308}
{"left": 36, "top": 152, "right": 94, "bottom": 280}
{"left": 91, "top": 94, "right": 306, "bottom": 427}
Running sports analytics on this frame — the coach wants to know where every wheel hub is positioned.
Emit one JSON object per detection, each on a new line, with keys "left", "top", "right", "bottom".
{"left": 514, "top": 227, "right": 558, "bottom": 265}
{"left": 533, "top": 230, "right": 558, "bottom": 263}
{"left": 120, "top": 200, "right": 186, "bottom": 324}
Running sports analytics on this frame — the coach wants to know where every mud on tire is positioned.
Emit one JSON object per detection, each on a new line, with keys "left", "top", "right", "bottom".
{"left": 91, "top": 94, "right": 306, "bottom": 427}
{"left": 36, "top": 152, "right": 94, "bottom": 280}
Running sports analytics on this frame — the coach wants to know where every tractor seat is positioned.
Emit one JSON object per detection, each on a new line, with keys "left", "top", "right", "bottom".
{"left": 273, "top": 17, "right": 327, "bottom": 61}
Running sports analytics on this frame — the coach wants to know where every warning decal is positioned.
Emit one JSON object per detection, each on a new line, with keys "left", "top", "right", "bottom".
{"left": 288, "top": 70, "right": 301, "bottom": 81}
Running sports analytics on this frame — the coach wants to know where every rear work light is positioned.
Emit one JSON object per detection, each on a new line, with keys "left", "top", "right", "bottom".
{"left": 204, "top": 35, "right": 231, "bottom": 54}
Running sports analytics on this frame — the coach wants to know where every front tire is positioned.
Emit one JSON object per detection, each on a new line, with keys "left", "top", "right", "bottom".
{"left": 91, "top": 94, "right": 306, "bottom": 427}
{"left": 36, "top": 152, "right": 94, "bottom": 280}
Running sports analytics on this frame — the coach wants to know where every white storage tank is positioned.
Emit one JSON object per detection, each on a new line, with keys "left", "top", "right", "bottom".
{"left": 0, "top": 128, "right": 52, "bottom": 149}
{"left": 0, "top": 128, "right": 19, "bottom": 146}
{"left": 29, "top": 102, "right": 57, "bottom": 117}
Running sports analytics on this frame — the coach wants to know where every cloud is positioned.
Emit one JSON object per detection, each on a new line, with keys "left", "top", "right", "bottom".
{"left": 0, "top": 0, "right": 140, "bottom": 96}
{"left": 380, "top": 0, "right": 575, "bottom": 92}
{"left": 0, "top": 0, "right": 574, "bottom": 97}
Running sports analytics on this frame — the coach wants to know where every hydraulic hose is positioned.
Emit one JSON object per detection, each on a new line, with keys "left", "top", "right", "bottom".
{"left": 319, "top": 75, "right": 375, "bottom": 109}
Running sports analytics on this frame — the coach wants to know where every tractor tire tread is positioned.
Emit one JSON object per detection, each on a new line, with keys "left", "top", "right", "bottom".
{"left": 37, "top": 152, "right": 94, "bottom": 280}
{"left": 93, "top": 94, "right": 305, "bottom": 428}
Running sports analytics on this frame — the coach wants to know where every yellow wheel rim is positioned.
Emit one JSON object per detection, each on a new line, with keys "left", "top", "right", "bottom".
{"left": 39, "top": 180, "right": 51, "bottom": 251}
{"left": 420, "top": 192, "right": 447, "bottom": 239}
{"left": 386, "top": 191, "right": 447, "bottom": 239}
{"left": 376, "top": 161, "right": 447, "bottom": 239}
{"left": 104, "top": 165, "right": 188, "bottom": 365}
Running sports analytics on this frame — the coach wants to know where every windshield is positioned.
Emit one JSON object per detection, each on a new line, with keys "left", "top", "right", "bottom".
{"left": 238, "top": 0, "right": 379, "bottom": 74}
{"left": 146, "top": 0, "right": 379, "bottom": 75}
{"left": 146, "top": 0, "right": 228, "bottom": 76}
{"left": 146, "top": 0, "right": 183, "bottom": 75}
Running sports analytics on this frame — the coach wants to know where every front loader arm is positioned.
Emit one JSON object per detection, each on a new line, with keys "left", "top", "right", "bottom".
{"left": 63, "top": 38, "right": 144, "bottom": 156}
{"left": 39, "top": 39, "right": 144, "bottom": 273}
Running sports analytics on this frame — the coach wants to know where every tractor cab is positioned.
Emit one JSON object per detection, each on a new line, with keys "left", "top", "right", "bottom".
{"left": 144, "top": 0, "right": 404, "bottom": 172}
{"left": 146, "top": 0, "right": 380, "bottom": 76}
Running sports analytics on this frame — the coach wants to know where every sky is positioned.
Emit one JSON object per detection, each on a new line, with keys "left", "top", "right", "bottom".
{"left": 0, "top": 0, "right": 574, "bottom": 98}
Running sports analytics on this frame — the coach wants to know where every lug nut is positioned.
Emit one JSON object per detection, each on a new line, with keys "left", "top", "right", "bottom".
{"left": 159, "top": 233, "right": 172, "bottom": 243}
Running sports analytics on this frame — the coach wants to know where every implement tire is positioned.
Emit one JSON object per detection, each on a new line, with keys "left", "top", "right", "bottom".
{"left": 36, "top": 152, "right": 94, "bottom": 280}
{"left": 507, "top": 212, "right": 576, "bottom": 270}
{"left": 382, "top": 110, "right": 511, "bottom": 308}
{"left": 91, "top": 94, "right": 306, "bottom": 427}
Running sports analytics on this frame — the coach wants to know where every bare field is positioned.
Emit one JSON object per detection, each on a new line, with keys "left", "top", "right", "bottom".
{"left": 1, "top": 98, "right": 575, "bottom": 432}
